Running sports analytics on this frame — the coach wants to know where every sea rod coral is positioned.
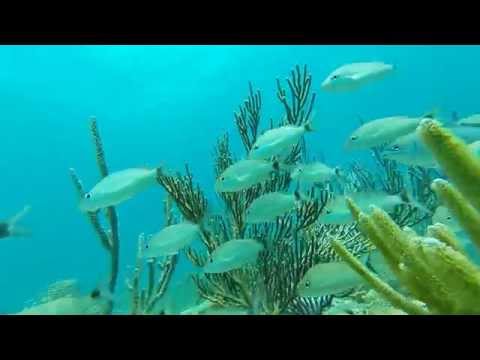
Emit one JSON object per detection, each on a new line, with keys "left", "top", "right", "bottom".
{"left": 332, "top": 119, "right": 480, "bottom": 314}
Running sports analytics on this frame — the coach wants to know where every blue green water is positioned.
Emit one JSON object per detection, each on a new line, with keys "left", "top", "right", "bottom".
{"left": 1, "top": 45, "right": 479, "bottom": 313}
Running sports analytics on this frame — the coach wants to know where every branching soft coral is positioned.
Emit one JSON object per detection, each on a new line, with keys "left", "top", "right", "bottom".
{"left": 332, "top": 120, "right": 480, "bottom": 315}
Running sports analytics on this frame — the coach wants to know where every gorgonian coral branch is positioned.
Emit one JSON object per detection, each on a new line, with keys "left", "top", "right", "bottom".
{"left": 234, "top": 82, "right": 261, "bottom": 153}
{"left": 156, "top": 164, "right": 208, "bottom": 224}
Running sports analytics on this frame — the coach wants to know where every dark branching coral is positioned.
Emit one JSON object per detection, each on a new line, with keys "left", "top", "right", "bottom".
{"left": 234, "top": 82, "right": 261, "bottom": 153}
{"left": 276, "top": 64, "right": 316, "bottom": 127}
{"left": 288, "top": 295, "right": 334, "bottom": 315}
{"left": 69, "top": 117, "right": 120, "bottom": 313}
{"left": 177, "top": 66, "right": 341, "bottom": 314}
{"left": 276, "top": 65, "right": 316, "bottom": 164}
{"left": 156, "top": 165, "right": 208, "bottom": 225}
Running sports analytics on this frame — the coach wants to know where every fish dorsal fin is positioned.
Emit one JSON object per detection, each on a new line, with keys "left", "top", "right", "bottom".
{"left": 38, "top": 279, "right": 80, "bottom": 303}
{"left": 7, "top": 205, "right": 31, "bottom": 226}
{"left": 398, "top": 188, "right": 411, "bottom": 204}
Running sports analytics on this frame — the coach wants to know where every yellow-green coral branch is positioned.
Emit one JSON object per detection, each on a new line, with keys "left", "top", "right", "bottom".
{"left": 431, "top": 178, "right": 480, "bottom": 250}
{"left": 418, "top": 118, "right": 480, "bottom": 212}
{"left": 427, "top": 223, "right": 464, "bottom": 254}
{"left": 332, "top": 239, "right": 429, "bottom": 315}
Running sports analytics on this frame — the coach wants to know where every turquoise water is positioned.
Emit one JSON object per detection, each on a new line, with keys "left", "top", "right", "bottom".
{"left": 1, "top": 45, "right": 480, "bottom": 314}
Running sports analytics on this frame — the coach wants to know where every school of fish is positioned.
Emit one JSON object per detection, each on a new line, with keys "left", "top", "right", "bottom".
{"left": 7, "top": 60, "right": 480, "bottom": 314}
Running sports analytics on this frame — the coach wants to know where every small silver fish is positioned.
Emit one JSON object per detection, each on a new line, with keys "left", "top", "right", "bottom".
{"left": 291, "top": 162, "right": 340, "bottom": 183}
{"left": 432, "top": 206, "right": 462, "bottom": 233}
{"left": 248, "top": 122, "right": 314, "bottom": 160}
{"left": 203, "top": 239, "right": 264, "bottom": 274}
{"left": 297, "top": 258, "right": 367, "bottom": 297}
{"left": 321, "top": 62, "right": 394, "bottom": 92}
{"left": 0, "top": 205, "right": 31, "bottom": 239}
{"left": 457, "top": 114, "right": 480, "bottom": 127}
{"left": 79, "top": 168, "right": 158, "bottom": 212}
{"left": 416, "top": 236, "right": 444, "bottom": 247}
{"left": 345, "top": 116, "right": 420, "bottom": 150}
{"left": 17, "top": 287, "right": 112, "bottom": 315}
{"left": 143, "top": 222, "right": 200, "bottom": 258}
{"left": 469, "top": 141, "right": 480, "bottom": 157}
{"left": 382, "top": 132, "right": 437, "bottom": 167}
{"left": 245, "top": 191, "right": 300, "bottom": 223}
{"left": 318, "top": 191, "right": 407, "bottom": 225}
{"left": 215, "top": 159, "right": 279, "bottom": 193}
{"left": 297, "top": 250, "right": 394, "bottom": 297}
{"left": 383, "top": 126, "right": 480, "bottom": 167}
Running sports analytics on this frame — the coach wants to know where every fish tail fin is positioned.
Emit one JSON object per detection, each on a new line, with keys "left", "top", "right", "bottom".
{"left": 304, "top": 122, "right": 314, "bottom": 132}
{"left": 398, "top": 188, "right": 411, "bottom": 204}
{"left": 293, "top": 182, "right": 309, "bottom": 203}
{"left": 8, "top": 225, "right": 31, "bottom": 237}
{"left": 294, "top": 189, "right": 303, "bottom": 202}
{"left": 271, "top": 156, "right": 297, "bottom": 173}
{"left": 303, "top": 111, "right": 317, "bottom": 132}
{"left": 272, "top": 159, "right": 280, "bottom": 172}
{"left": 7, "top": 205, "right": 31, "bottom": 227}
{"left": 398, "top": 189, "right": 433, "bottom": 216}
{"left": 334, "top": 166, "right": 345, "bottom": 179}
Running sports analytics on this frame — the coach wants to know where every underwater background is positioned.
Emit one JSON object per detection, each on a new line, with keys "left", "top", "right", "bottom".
{"left": 1, "top": 45, "right": 480, "bottom": 313}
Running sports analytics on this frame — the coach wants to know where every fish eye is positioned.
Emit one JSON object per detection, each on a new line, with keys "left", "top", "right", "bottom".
{"left": 392, "top": 145, "right": 400, "bottom": 151}
{"left": 253, "top": 145, "right": 259, "bottom": 150}
{"left": 305, "top": 280, "right": 311, "bottom": 288}
{"left": 351, "top": 136, "right": 358, "bottom": 141}
{"left": 446, "top": 216, "right": 452, "bottom": 220}
{"left": 145, "top": 244, "right": 149, "bottom": 249}
{"left": 326, "top": 209, "right": 332, "bottom": 215}
{"left": 220, "top": 176, "right": 225, "bottom": 181}
{"left": 331, "top": 75, "right": 339, "bottom": 80}
{"left": 84, "top": 193, "right": 91, "bottom": 199}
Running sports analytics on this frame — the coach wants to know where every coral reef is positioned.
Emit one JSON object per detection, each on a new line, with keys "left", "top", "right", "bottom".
{"left": 126, "top": 196, "right": 178, "bottom": 314}
{"left": 60, "top": 70, "right": 480, "bottom": 316}
{"left": 70, "top": 118, "right": 179, "bottom": 315}
{"left": 153, "top": 66, "right": 339, "bottom": 314}
{"left": 69, "top": 117, "right": 119, "bottom": 313}
{"left": 331, "top": 120, "right": 480, "bottom": 314}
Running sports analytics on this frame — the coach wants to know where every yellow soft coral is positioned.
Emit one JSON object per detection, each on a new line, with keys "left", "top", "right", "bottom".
{"left": 332, "top": 119, "right": 480, "bottom": 314}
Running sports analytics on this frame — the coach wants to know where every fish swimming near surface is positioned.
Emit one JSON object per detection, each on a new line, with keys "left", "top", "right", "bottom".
{"left": 290, "top": 162, "right": 342, "bottom": 183}
{"left": 214, "top": 159, "right": 280, "bottom": 193}
{"left": 245, "top": 191, "right": 301, "bottom": 223}
{"left": 143, "top": 222, "right": 200, "bottom": 258}
{"left": 79, "top": 167, "right": 158, "bottom": 212}
{"left": 248, "top": 122, "right": 314, "bottom": 160}
{"left": 321, "top": 62, "right": 394, "bottom": 92}
{"left": 203, "top": 239, "right": 264, "bottom": 274}
{"left": 345, "top": 115, "right": 421, "bottom": 150}
{"left": 0, "top": 205, "right": 31, "bottom": 239}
